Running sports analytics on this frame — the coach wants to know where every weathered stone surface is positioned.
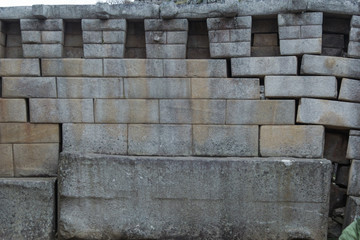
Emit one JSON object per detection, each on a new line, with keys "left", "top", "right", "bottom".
{"left": 20, "top": 19, "right": 63, "bottom": 30}
{"left": 253, "top": 33, "right": 277, "bottom": 46}
{"left": 103, "top": 31, "right": 126, "bottom": 43}
{"left": 2, "top": 77, "right": 56, "bottom": 98}
{"left": 348, "top": 41, "right": 360, "bottom": 58}
{"left": 301, "top": 55, "right": 360, "bottom": 79}
{"left": 251, "top": 46, "right": 280, "bottom": 57}
{"left": 21, "top": 31, "right": 41, "bottom": 43}
{"left": 160, "top": 99, "right": 226, "bottom": 124}
{"left": 166, "top": 31, "right": 188, "bottom": 44}
{"left": 144, "top": 19, "right": 188, "bottom": 31}
{"left": 343, "top": 196, "right": 360, "bottom": 229}
{"left": 324, "top": 131, "right": 349, "bottom": 164}
{"left": 323, "top": 34, "right": 345, "bottom": 48}
{"left": 347, "top": 130, "right": 360, "bottom": 160}
{"left": 227, "top": 100, "right": 295, "bottom": 124}
{"left": 348, "top": 160, "right": 360, "bottom": 196}
{"left": 0, "top": 144, "right": 13, "bottom": 177}
{"left": 336, "top": 165, "right": 350, "bottom": 187}
{"left": 57, "top": 77, "right": 123, "bottom": 98}
{"left": 278, "top": 12, "right": 323, "bottom": 26}
{"left": 82, "top": 19, "right": 126, "bottom": 31}
{"left": 207, "top": 16, "right": 251, "bottom": 30}
{"left": 0, "top": 178, "right": 56, "bottom": 240}
{"left": 104, "top": 59, "right": 163, "bottom": 77}
{"left": 124, "top": 78, "right": 190, "bottom": 99}
{"left": 30, "top": 99, "right": 94, "bottom": 123}
{"left": 82, "top": 31, "right": 103, "bottom": 43}
{"left": 0, "top": 59, "right": 40, "bottom": 76}
{"left": 146, "top": 44, "right": 186, "bottom": 59}
{"left": 83, "top": 44, "right": 124, "bottom": 58}
{"left": 265, "top": 76, "right": 337, "bottom": 99}
{"left": 0, "top": 123, "right": 59, "bottom": 143}
{"left": 209, "top": 42, "right": 251, "bottom": 58}
{"left": 42, "top": 59, "right": 103, "bottom": 77}
{"left": 280, "top": 38, "right": 322, "bottom": 55}
{"left": 352, "top": 15, "right": 360, "bottom": 28}
{"left": 300, "top": 25, "right": 322, "bottom": 38}
{"left": 0, "top": 99, "right": 27, "bottom": 122}
{"left": 279, "top": 26, "right": 301, "bottom": 39}
{"left": 23, "top": 44, "right": 63, "bottom": 58}
{"left": 95, "top": 99, "right": 159, "bottom": 123}
{"left": 13, "top": 143, "right": 59, "bottom": 177}
{"left": 260, "top": 125, "right": 325, "bottom": 158}
{"left": 63, "top": 124, "right": 127, "bottom": 155}
{"left": 349, "top": 27, "right": 360, "bottom": 41}
{"left": 164, "top": 59, "right": 227, "bottom": 77}
{"left": 58, "top": 152, "right": 331, "bottom": 240}
{"left": 339, "top": 78, "right": 360, "bottom": 103}
{"left": 193, "top": 125, "right": 258, "bottom": 156}
{"left": 296, "top": 98, "right": 360, "bottom": 129}
{"left": 231, "top": 57, "right": 297, "bottom": 77}
{"left": 329, "top": 183, "right": 347, "bottom": 215}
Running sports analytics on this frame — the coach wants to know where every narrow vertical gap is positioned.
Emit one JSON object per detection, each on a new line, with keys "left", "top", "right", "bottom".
{"left": 39, "top": 59, "right": 42, "bottom": 77}
{"left": 297, "top": 55, "right": 303, "bottom": 75}
{"left": 294, "top": 99, "right": 300, "bottom": 124}
{"left": 336, "top": 77, "right": 342, "bottom": 99}
{"left": 54, "top": 179, "right": 58, "bottom": 238}
{"left": 259, "top": 77, "right": 265, "bottom": 100}
{"left": 11, "top": 144, "right": 15, "bottom": 177}
{"left": 25, "top": 98, "right": 30, "bottom": 122}
{"left": 258, "top": 125, "right": 261, "bottom": 157}
{"left": 93, "top": 99, "right": 96, "bottom": 123}
{"left": 0, "top": 77, "right": 2, "bottom": 97}
{"left": 226, "top": 59, "right": 232, "bottom": 78}
{"left": 59, "top": 123, "right": 63, "bottom": 152}
{"left": 126, "top": 124, "right": 129, "bottom": 155}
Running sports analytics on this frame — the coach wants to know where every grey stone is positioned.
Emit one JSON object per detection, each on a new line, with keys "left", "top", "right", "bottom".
{"left": 23, "top": 44, "right": 63, "bottom": 58}
{"left": 323, "top": 34, "right": 345, "bottom": 48}
{"left": 166, "top": 31, "right": 188, "bottom": 44}
{"left": 84, "top": 44, "right": 124, "bottom": 58}
{"left": 144, "top": 19, "right": 188, "bottom": 31}
{"left": 0, "top": 99, "right": 27, "bottom": 122}
{"left": 145, "top": 31, "right": 166, "bottom": 44}
{"left": 265, "top": 76, "right": 337, "bottom": 99}
{"left": 348, "top": 41, "right": 360, "bottom": 58}
{"left": 279, "top": 26, "right": 301, "bottom": 40}
{"left": 253, "top": 33, "right": 278, "bottom": 46}
{"left": 231, "top": 57, "right": 297, "bottom": 77}
{"left": 335, "top": 165, "right": 350, "bottom": 187}
{"left": 207, "top": 16, "right": 251, "bottom": 30}
{"left": 300, "top": 25, "right": 322, "bottom": 38}
{"left": 324, "top": 131, "right": 349, "bottom": 164}
{"left": 297, "top": 98, "right": 360, "bottom": 129}
{"left": 343, "top": 196, "right": 360, "bottom": 229}
{"left": 20, "top": 19, "right": 63, "bottom": 31}
{"left": 6, "top": 34, "right": 22, "bottom": 47}
{"left": 104, "top": 59, "right": 163, "bottom": 77}
{"left": 347, "top": 130, "right": 360, "bottom": 160}
{"left": 63, "top": 123, "right": 127, "bottom": 155}
{"left": 348, "top": 160, "right": 360, "bottom": 196}
{"left": 42, "top": 31, "right": 64, "bottom": 44}
{"left": 209, "top": 42, "right": 250, "bottom": 58}
{"left": 0, "top": 59, "right": 40, "bottom": 77}
{"left": 21, "top": 31, "right": 42, "bottom": 43}
{"left": 146, "top": 44, "right": 186, "bottom": 58}
{"left": 58, "top": 152, "right": 331, "bottom": 240}
{"left": 280, "top": 38, "right": 322, "bottom": 55}
{"left": 301, "top": 55, "right": 360, "bottom": 79}
{"left": 5, "top": 47, "right": 23, "bottom": 58}
{"left": 2, "top": 77, "right": 56, "bottom": 98}
{"left": 307, "top": 0, "right": 360, "bottom": 15}
{"left": 193, "top": 125, "right": 258, "bottom": 156}
{"left": 252, "top": 18, "right": 278, "bottom": 33}
{"left": 351, "top": 15, "right": 360, "bottom": 28}
{"left": 103, "top": 31, "right": 126, "bottom": 43}
{"left": 329, "top": 183, "right": 347, "bottom": 215}
{"left": 42, "top": 59, "right": 102, "bottom": 77}
{"left": 339, "top": 78, "right": 360, "bottom": 103}
{"left": 82, "top": 19, "right": 126, "bottom": 31}
{"left": 349, "top": 28, "right": 360, "bottom": 42}
{"left": 278, "top": 12, "right": 323, "bottom": 26}
{"left": 322, "top": 47, "right": 344, "bottom": 57}
{"left": 230, "top": 29, "right": 251, "bottom": 42}
{"left": 93, "top": 3, "right": 159, "bottom": 20}
{"left": 82, "top": 31, "right": 103, "bottom": 43}
{"left": 251, "top": 46, "right": 280, "bottom": 57}
{"left": 0, "top": 178, "right": 56, "bottom": 240}
{"left": 227, "top": 100, "right": 295, "bottom": 125}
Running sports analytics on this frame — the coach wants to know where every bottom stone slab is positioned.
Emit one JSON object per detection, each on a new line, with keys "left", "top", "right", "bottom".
{"left": 59, "top": 153, "right": 331, "bottom": 240}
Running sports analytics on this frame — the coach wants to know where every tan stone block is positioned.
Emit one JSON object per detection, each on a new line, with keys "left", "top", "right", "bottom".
{"left": 0, "top": 59, "right": 40, "bottom": 76}
{"left": 13, "top": 143, "right": 59, "bottom": 177}
{"left": 41, "top": 59, "right": 103, "bottom": 77}
{"left": 2, "top": 77, "right": 57, "bottom": 98}
{"left": 164, "top": 60, "right": 227, "bottom": 78}
{"left": 0, "top": 144, "right": 13, "bottom": 177}
{"left": 0, "top": 99, "right": 27, "bottom": 122}
{"left": 0, "top": 123, "right": 59, "bottom": 143}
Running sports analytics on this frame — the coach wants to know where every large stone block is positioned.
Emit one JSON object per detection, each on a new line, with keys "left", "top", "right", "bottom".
{"left": 160, "top": 99, "right": 226, "bottom": 124}
{"left": 0, "top": 144, "right": 13, "bottom": 177}
{"left": 231, "top": 57, "right": 297, "bottom": 77}
{"left": 103, "top": 31, "right": 126, "bottom": 43}
{"left": 348, "top": 160, "right": 360, "bottom": 196}
{"left": 347, "top": 130, "right": 360, "bottom": 159}
{"left": 21, "top": 31, "right": 41, "bottom": 43}
{"left": 209, "top": 42, "right": 250, "bottom": 58}
{"left": 280, "top": 38, "right": 322, "bottom": 55}
{"left": 339, "top": 78, "right": 360, "bottom": 103}
{"left": 279, "top": 26, "right": 301, "bottom": 40}
{"left": 83, "top": 31, "right": 103, "bottom": 43}
{"left": 30, "top": 99, "right": 94, "bottom": 123}
{"left": 278, "top": 12, "right": 323, "bottom": 26}
{"left": 296, "top": 98, "right": 360, "bottom": 129}
{"left": 227, "top": 100, "right": 295, "bottom": 125}
{"left": 0, "top": 123, "right": 59, "bottom": 143}
{"left": 82, "top": 19, "right": 127, "bottom": 31}
{"left": 144, "top": 19, "right": 188, "bottom": 31}
{"left": 348, "top": 41, "right": 360, "bottom": 58}
{"left": 42, "top": 59, "right": 103, "bottom": 77}
{"left": 83, "top": 44, "right": 124, "bottom": 58}
{"left": 95, "top": 99, "right": 159, "bottom": 123}
{"left": 207, "top": 16, "right": 251, "bottom": 30}
{"left": 0, "top": 178, "right": 56, "bottom": 240}
{"left": 58, "top": 153, "right": 331, "bottom": 240}
{"left": 41, "top": 31, "right": 64, "bottom": 44}
{"left": 0, "top": 59, "right": 40, "bottom": 76}
{"left": 146, "top": 44, "right": 186, "bottom": 59}
{"left": 343, "top": 196, "right": 360, "bottom": 229}
{"left": 2, "top": 77, "right": 56, "bottom": 98}
{"left": 0, "top": 99, "right": 27, "bottom": 122}
{"left": 300, "top": 25, "right": 322, "bottom": 38}
{"left": 352, "top": 15, "right": 360, "bottom": 28}
{"left": 349, "top": 27, "right": 360, "bottom": 41}
{"left": 20, "top": 19, "right": 63, "bottom": 30}
{"left": 260, "top": 125, "right": 325, "bottom": 158}
{"left": 22, "top": 44, "right": 63, "bottom": 58}
{"left": 265, "top": 76, "right": 337, "bottom": 99}
{"left": 104, "top": 59, "right": 163, "bottom": 77}
{"left": 63, "top": 124, "right": 127, "bottom": 155}
{"left": 167, "top": 31, "right": 188, "bottom": 44}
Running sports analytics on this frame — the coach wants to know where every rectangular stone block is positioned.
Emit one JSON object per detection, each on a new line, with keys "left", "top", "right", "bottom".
{"left": 95, "top": 99, "right": 159, "bottom": 123}
{"left": 339, "top": 78, "right": 360, "bottom": 103}
{"left": 5, "top": 47, "right": 23, "bottom": 58}
{"left": 301, "top": 25, "right": 322, "bottom": 38}
{"left": 265, "top": 76, "right": 337, "bottom": 99}
{"left": 348, "top": 41, "right": 360, "bottom": 57}
{"left": 63, "top": 124, "right": 127, "bottom": 155}
{"left": 230, "top": 29, "right": 251, "bottom": 42}
{"left": 13, "top": 143, "right": 59, "bottom": 177}
{"left": 350, "top": 28, "right": 360, "bottom": 41}
{"left": 231, "top": 57, "right": 297, "bottom": 77}
{"left": 0, "top": 99, "right": 26, "bottom": 122}
{"left": 191, "top": 78, "right": 259, "bottom": 99}
{"left": 301, "top": 55, "right": 360, "bottom": 79}
{"left": 42, "top": 59, "right": 102, "bottom": 77}
{"left": 164, "top": 59, "right": 227, "bottom": 78}
{"left": 227, "top": 100, "right": 295, "bottom": 124}
{"left": 146, "top": 44, "right": 186, "bottom": 59}
{"left": 209, "top": 30, "right": 230, "bottom": 43}
{"left": 128, "top": 124, "right": 192, "bottom": 156}
{"left": 83, "top": 44, "right": 124, "bottom": 58}
{"left": 166, "top": 31, "right": 187, "bottom": 44}
{"left": 124, "top": 78, "right": 190, "bottom": 99}
{"left": 348, "top": 160, "right": 360, "bottom": 196}
{"left": 260, "top": 125, "right": 325, "bottom": 158}
{"left": 6, "top": 35, "right": 22, "bottom": 47}
{"left": 0, "top": 178, "right": 56, "bottom": 239}
{"left": 23, "top": 44, "right": 63, "bottom": 58}
{"left": 58, "top": 153, "right": 331, "bottom": 240}
{"left": 279, "top": 26, "right": 301, "bottom": 40}
{"left": 0, "top": 123, "right": 59, "bottom": 143}
{"left": 209, "top": 42, "right": 250, "bottom": 58}
{"left": 347, "top": 130, "right": 360, "bottom": 159}
{"left": 41, "top": 31, "right": 64, "bottom": 44}
{"left": 278, "top": 12, "right": 323, "bottom": 26}
{"left": 253, "top": 33, "right": 278, "bottom": 46}
{"left": 193, "top": 125, "right": 258, "bottom": 156}
{"left": 144, "top": 19, "right": 188, "bottom": 31}
{"left": 2, "top": 77, "right": 56, "bottom": 98}
{"left": 207, "top": 16, "right": 251, "bottom": 30}
{"left": 297, "top": 98, "right": 360, "bottom": 129}
{"left": 160, "top": 99, "right": 226, "bottom": 124}
{"left": 351, "top": 15, "right": 360, "bottom": 28}
{"left": 0, "top": 144, "right": 13, "bottom": 177}
{"left": 82, "top": 19, "right": 127, "bottom": 31}
{"left": 145, "top": 31, "right": 166, "bottom": 44}
{"left": 0, "top": 59, "right": 40, "bottom": 76}
{"left": 57, "top": 77, "right": 123, "bottom": 98}
{"left": 20, "top": 19, "right": 63, "bottom": 31}
{"left": 103, "top": 31, "right": 126, "bottom": 43}
{"left": 343, "top": 196, "right": 360, "bottom": 229}
{"left": 21, "top": 31, "right": 41, "bottom": 43}
{"left": 82, "top": 31, "right": 102, "bottom": 43}
{"left": 30, "top": 99, "right": 94, "bottom": 123}
{"left": 104, "top": 59, "right": 163, "bottom": 77}
{"left": 280, "top": 38, "right": 322, "bottom": 55}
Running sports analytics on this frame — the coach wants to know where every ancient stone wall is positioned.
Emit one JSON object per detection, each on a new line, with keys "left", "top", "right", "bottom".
{"left": 0, "top": 0, "right": 359, "bottom": 239}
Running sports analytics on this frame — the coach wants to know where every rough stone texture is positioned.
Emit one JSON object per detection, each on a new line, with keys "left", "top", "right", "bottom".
{"left": 164, "top": 59, "right": 227, "bottom": 77}
{"left": 20, "top": 19, "right": 63, "bottom": 31}
{"left": 280, "top": 38, "right": 322, "bottom": 55}
{"left": 329, "top": 183, "right": 347, "bottom": 215}
{"left": 104, "top": 59, "right": 163, "bottom": 77}
{"left": 144, "top": 19, "right": 188, "bottom": 31}
{"left": 0, "top": 123, "right": 59, "bottom": 143}
{"left": 0, "top": 99, "right": 27, "bottom": 122}
{"left": 0, "top": 59, "right": 40, "bottom": 77}
{"left": 2, "top": 77, "right": 57, "bottom": 98}
{"left": 22, "top": 44, "right": 63, "bottom": 58}
{"left": 226, "top": 100, "right": 295, "bottom": 125}
{"left": 0, "top": 178, "right": 56, "bottom": 240}
{"left": 58, "top": 153, "right": 331, "bottom": 240}
{"left": 348, "top": 41, "right": 360, "bottom": 58}
{"left": 336, "top": 165, "right": 350, "bottom": 187}
{"left": 348, "top": 160, "right": 360, "bottom": 196}
{"left": 42, "top": 59, "right": 102, "bottom": 77}
{"left": 209, "top": 42, "right": 251, "bottom": 58}
{"left": 260, "top": 125, "right": 325, "bottom": 158}
{"left": 63, "top": 124, "right": 127, "bottom": 155}
{"left": 265, "top": 76, "right": 337, "bottom": 99}
{"left": 82, "top": 19, "right": 126, "bottom": 31}
{"left": 128, "top": 124, "right": 192, "bottom": 155}
{"left": 83, "top": 44, "right": 125, "bottom": 58}
{"left": 0, "top": 144, "right": 13, "bottom": 177}
{"left": 347, "top": 130, "right": 360, "bottom": 160}
{"left": 296, "top": 98, "right": 360, "bottom": 129}
{"left": 339, "top": 78, "right": 360, "bottom": 103}
{"left": 278, "top": 12, "right": 323, "bottom": 26}
{"left": 145, "top": 44, "right": 186, "bottom": 59}
{"left": 324, "top": 131, "right": 349, "bottom": 164}
{"left": 343, "top": 196, "right": 360, "bottom": 229}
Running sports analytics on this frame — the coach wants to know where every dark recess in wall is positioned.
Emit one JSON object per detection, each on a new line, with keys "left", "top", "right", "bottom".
{"left": 64, "top": 20, "right": 83, "bottom": 58}
{"left": 125, "top": 20, "right": 146, "bottom": 58}
{"left": 251, "top": 17, "right": 280, "bottom": 57}
{"left": 187, "top": 20, "right": 210, "bottom": 59}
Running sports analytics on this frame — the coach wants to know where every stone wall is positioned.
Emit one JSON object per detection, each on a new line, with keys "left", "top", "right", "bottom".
{"left": 0, "top": 0, "right": 359, "bottom": 239}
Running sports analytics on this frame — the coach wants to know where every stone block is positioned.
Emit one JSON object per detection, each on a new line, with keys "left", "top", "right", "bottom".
{"left": 0, "top": 144, "right": 13, "bottom": 177}
{"left": 160, "top": 99, "right": 226, "bottom": 124}
{"left": 350, "top": 27, "right": 360, "bottom": 41}
{"left": 30, "top": 99, "right": 94, "bottom": 123}
{"left": 41, "top": 31, "right": 64, "bottom": 44}
{"left": 347, "top": 130, "right": 360, "bottom": 160}
{"left": 229, "top": 29, "right": 251, "bottom": 42}
{"left": 166, "top": 31, "right": 187, "bottom": 44}
{"left": 253, "top": 33, "right": 278, "bottom": 46}
{"left": 57, "top": 77, "right": 123, "bottom": 98}
{"left": 279, "top": 26, "right": 301, "bottom": 40}
{"left": 0, "top": 99, "right": 27, "bottom": 122}
{"left": 187, "top": 35, "right": 209, "bottom": 48}
{"left": 251, "top": 46, "right": 280, "bottom": 56}
{"left": 207, "top": 16, "right": 251, "bottom": 30}
{"left": 301, "top": 55, "right": 360, "bottom": 79}
{"left": 21, "top": 31, "right": 41, "bottom": 43}
{"left": 323, "top": 34, "right": 345, "bottom": 48}
{"left": 164, "top": 59, "right": 227, "bottom": 78}
{"left": 296, "top": 98, "right": 360, "bottom": 129}
{"left": 63, "top": 124, "right": 127, "bottom": 155}
{"left": 0, "top": 123, "right": 59, "bottom": 143}
{"left": 104, "top": 59, "right": 163, "bottom": 77}
{"left": 13, "top": 143, "right": 59, "bottom": 177}
{"left": 95, "top": 99, "right": 159, "bottom": 124}
{"left": 23, "top": 44, "right": 63, "bottom": 58}
{"left": 128, "top": 124, "right": 192, "bottom": 156}
{"left": 209, "top": 30, "right": 230, "bottom": 43}
{"left": 5, "top": 47, "right": 23, "bottom": 58}
{"left": 65, "top": 35, "right": 84, "bottom": 47}
{"left": 82, "top": 19, "right": 127, "bottom": 31}
{"left": 348, "top": 41, "right": 360, "bottom": 57}
{"left": 351, "top": 15, "right": 360, "bottom": 28}
{"left": 145, "top": 31, "right": 166, "bottom": 44}
{"left": 20, "top": 19, "right": 63, "bottom": 30}
{"left": 227, "top": 100, "right": 295, "bottom": 125}
{"left": 343, "top": 196, "right": 360, "bottom": 229}
{"left": 0, "top": 59, "right": 40, "bottom": 76}
{"left": 339, "top": 78, "right": 360, "bottom": 103}
{"left": 2, "top": 77, "right": 56, "bottom": 98}
{"left": 231, "top": 57, "right": 297, "bottom": 77}
{"left": 265, "top": 76, "right": 337, "bottom": 99}
{"left": 0, "top": 32, "right": 6, "bottom": 46}
{"left": 124, "top": 78, "right": 190, "bottom": 99}
{"left": 144, "top": 19, "right": 188, "bottom": 31}
{"left": 84, "top": 44, "right": 124, "bottom": 58}
{"left": 324, "top": 131, "right": 349, "bottom": 164}
{"left": 42, "top": 59, "right": 103, "bottom": 77}
{"left": 0, "top": 178, "right": 56, "bottom": 240}
{"left": 300, "top": 25, "right": 322, "bottom": 38}
{"left": 193, "top": 125, "right": 258, "bottom": 156}
{"left": 329, "top": 183, "right": 347, "bottom": 215}
{"left": 103, "top": 31, "right": 126, "bottom": 43}
{"left": 58, "top": 152, "right": 331, "bottom": 240}
{"left": 336, "top": 165, "right": 350, "bottom": 187}
{"left": 280, "top": 38, "right": 322, "bottom": 55}
{"left": 6, "top": 35, "right": 22, "bottom": 47}
{"left": 348, "top": 160, "right": 360, "bottom": 196}
{"left": 63, "top": 47, "right": 83, "bottom": 58}
{"left": 82, "top": 31, "right": 103, "bottom": 43}
{"left": 146, "top": 44, "right": 186, "bottom": 59}
{"left": 191, "top": 78, "right": 259, "bottom": 99}
{"left": 278, "top": 12, "right": 323, "bottom": 26}
{"left": 260, "top": 125, "right": 325, "bottom": 158}
{"left": 209, "top": 42, "right": 250, "bottom": 58}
